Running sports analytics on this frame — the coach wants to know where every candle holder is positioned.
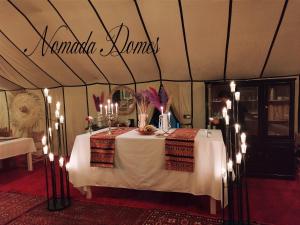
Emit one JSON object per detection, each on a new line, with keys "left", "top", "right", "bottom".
{"left": 158, "top": 112, "right": 171, "bottom": 135}
{"left": 42, "top": 89, "right": 71, "bottom": 211}
{"left": 103, "top": 111, "right": 118, "bottom": 135}
{"left": 221, "top": 82, "right": 250, "bottom": 225}
{"left": 99, "top": 100, "right": 119, "bottom": 135}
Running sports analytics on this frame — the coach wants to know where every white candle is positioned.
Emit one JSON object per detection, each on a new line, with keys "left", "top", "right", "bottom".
{"left": 227, "top": 159, "right": 233, "bottom": 172}
{"left": 241, "top": 143, "right": 247, "bottom": 154}
{"left": 55, "top": 109, "right": 59, "bottom": 118}
{"left": 59, "top": 157, "right": 64, "bottom": 167}
{"left": 230, "top": 81, "right": 236, "bottom": 93}
{"left": 235, "top": 92, "right": 240, "bottom": 101}
{"left": 221, "top": 168, "right": 227, "bottom": 183}
{"left": 160, "top": 106, "right": 163, "bottom": 115}
{"left": 47, "top": 96, "right": 52, "bottom": 104}
{"left": 42, "top": 135, "right": 47, "bottom": 145}
{"left": 100, "top": 104, "right": 103, "bottom": 114}
{"left": 43, "top": 88, "right": 49, "bottom": 97}
{"left": 115, "top": 103, "right": 118, "bottom": 114}
{"left": 65, "top": 162, "right": 70, "bottom": 171}
{"left": 222, "top": 107, "right": 227, "bottom": 118}
{"left": 225, "top": 115, "right": 230, "bottom": 125}
{"left": 111, "top": 103, "right": 114, "bottom": 114}
{"left": 59, "top": 115, "right": 64, "bottom": 124}
{"left": 56, "top": 101, "right": 61, "bottom": 111}
{"left": 168, "top": 112, "right": 171, "bottom": 122}
{"left": 55, "top": 122, "right": 59, "bottom": 130}
{"left": 49, "top": 152, "right": 54, "bottom": 162}
{"left": 107, "top": 99, "right": 111, "bottom": 112}
{"left": 43, "top": 145, "right": 48, "bottom": 155}
{"left": 234, "top": 123, "right": 240, "bottom": 133}
{"left": 105, "top": 105, "right": 108, "bottom": 115}
{"left": 241, "top": 132, "right": 246, "bottom": 144}
{"left": 236, "top": 152, "right": 242, "bottom": 164}
{"left": 48, "top": 127, "right": 52, "bottom": 137}
{"left": 226, "top": 99, "right": 232, "bottom": 109}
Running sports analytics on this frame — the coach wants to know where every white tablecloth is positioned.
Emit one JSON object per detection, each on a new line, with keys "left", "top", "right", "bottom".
{"left": 0, "top": 138, "right": 36, "bottom": 159}
{"left": 69, "top": 129, "right": 226, "bottom": 201}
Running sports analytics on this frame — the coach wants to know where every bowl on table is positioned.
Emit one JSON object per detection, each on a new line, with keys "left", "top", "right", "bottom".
{"left": 137, "top": 125, "right": 157, "bottom": 135}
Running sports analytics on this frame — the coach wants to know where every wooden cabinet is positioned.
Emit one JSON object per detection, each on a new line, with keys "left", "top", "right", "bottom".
{"left": 206, "top": 78, "right": 296, "bottom": 178}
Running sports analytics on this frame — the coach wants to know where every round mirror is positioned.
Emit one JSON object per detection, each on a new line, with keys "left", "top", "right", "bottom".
{"left": 111, "top": 86, "right": 136, "bottom": 115}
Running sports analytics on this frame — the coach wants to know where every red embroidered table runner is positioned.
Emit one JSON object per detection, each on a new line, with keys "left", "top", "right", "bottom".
{"left": 90, "top": 128, "right": 134, "bottom": 168}
{"left": 165, "top": 128, "right": 200, "bottom": 172}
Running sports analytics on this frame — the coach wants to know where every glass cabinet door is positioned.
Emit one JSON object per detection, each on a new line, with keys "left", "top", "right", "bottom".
{"left": 239, "top": 86, "right": 259, "bottom": 135}
{"left": 266, "top": 84, "right": 290, "bottom": 136}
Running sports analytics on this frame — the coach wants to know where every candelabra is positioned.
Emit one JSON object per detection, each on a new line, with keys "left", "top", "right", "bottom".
{"left": 222, "top": 81, "right": 250, "bottom": 225}
{"left": 42, "top": 88, "right": 71, "bottom": 211}
{"left": 99, "top": 99, "right": 118, "bottom": 135}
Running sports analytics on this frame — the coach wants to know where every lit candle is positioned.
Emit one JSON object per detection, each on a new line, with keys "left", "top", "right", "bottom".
{"left": 225, "top": 115, "right": 230, "bottom": 125}
{"left": 105, "top": 105, "right": 108, "bottom": 115}
{"left": 55, "top": 122, "right": 59, "bottom": 130}
{"left": 234, "top": 123, "right": 240, "bottom": 133}
{"left": 160, "top": 106, "right": 163, "bottom": 115}
{"left": 241, "top": 132, "right": 246, "bottom": 144}
{"left": 47, "top": 96, "right": 52, "bottom": 104}
{"left": 230, "top": 81, "right": 236, "bottom": 93}
{"left": 42, "top": 135, "right": 47, "bottom": 145}
{"left": 65, "top": 162, "right": 70, "bottom": 171}
{"left": 115, "top": 103, "right": 118, "bottom": 114}
{"left": 222, "top": 107, "right": 227, "bottom": 118}
{"left": 59, "top": 157, "right": 64, "bottom": 167}
{"left": 48, "top": 127, "right": 52, "bottom": 137}
{"left": 56, "top": 101, "right": 61, "bottom": 111}
{"left": 241, "top": 143, "right": 247, "bottom": 154}
{"left": 236, "top": 152, "right": 242, "bottom": 164}
{"left": 100, "top": 104, "right": 103, "bottom": 114}
{"left": 59, "top": 115, "right": 64, "bottom": 124}
{"left": 43, "top": 88, "right": 49, "bottom": 97}
{"left": 226, "top": 99, "right": 232, "bottom": 109}
{"left": 235, "top": 92, "right": 240, "bottom": 101}
{"left": 168, "top": 112, "right": 171, "bottom": 122}
{"left": 49, "top": 152, "right": 54, "bottom": 162}
{"left": 43, "top": 145, "right": 48, "bottom": 155}
{"left": 55, "top": 109, "right": 59, "bottom": 118}
{"left": 107, "top": 99, "right": 111, "bottom": 112}
{"left": 111, "top": 103, "right": 114, "bottom": 114}
{"left": 221, "top": 168, "right": 227, "bottom": 182}
{"left": 227, "top": 159, "right": 233, "bottom": 172}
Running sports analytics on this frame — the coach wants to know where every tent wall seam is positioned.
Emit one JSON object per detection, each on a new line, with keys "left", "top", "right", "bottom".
{"left": 4, "top": 91, "right": 11, "bottom": 132}
{"left": 223, "top": 0, "right": 233, "bottom": 81}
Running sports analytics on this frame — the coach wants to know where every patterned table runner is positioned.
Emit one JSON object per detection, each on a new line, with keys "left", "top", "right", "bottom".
{"left": 165, "top": 128, "right": 200, "bottom": 172}
{"left": 90, "top": 128, "right": 134, "bottom": 168}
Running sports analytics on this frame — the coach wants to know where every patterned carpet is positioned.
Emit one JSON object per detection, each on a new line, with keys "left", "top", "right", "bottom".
{"left": 1, "top": 192, "right": 269, "bottom": 225}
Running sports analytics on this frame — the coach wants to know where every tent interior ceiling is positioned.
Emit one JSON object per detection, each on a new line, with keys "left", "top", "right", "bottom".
{"left": 0, "top": 0, "right": 300, "bottom": 90}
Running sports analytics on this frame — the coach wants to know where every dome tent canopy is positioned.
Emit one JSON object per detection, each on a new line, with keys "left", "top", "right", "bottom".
{"left": 0, "top": 0, "right": 299, "bottom": 90}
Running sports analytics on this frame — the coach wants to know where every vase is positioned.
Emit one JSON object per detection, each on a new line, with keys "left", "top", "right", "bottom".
{"left": 138, "top": 113, "right": 148, "bottom": 129}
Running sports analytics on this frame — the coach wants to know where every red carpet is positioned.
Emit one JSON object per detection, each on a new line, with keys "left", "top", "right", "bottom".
{"left": 0, "top": 159, "right": 299, "bottom": 225}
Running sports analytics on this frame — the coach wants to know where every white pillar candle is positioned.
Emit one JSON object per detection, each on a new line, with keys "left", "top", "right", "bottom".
{"left": 65, "top": 162, "right": 70, "bottom": 171}
{"left": 107, "top": 99, "right": 111, "bottom": 112}
{"left": 43, "top": 88, "right": 49, "bottom": 97}
{"left": 241, "top": 143, "right": 247, "bottom": 154}
{"left": 235, "top": 92, "right": 240, "bottom": 101}
{"left": 168, "top": 112, "right": 171, "bottom": 122}
{"left": 241, "top": 132, "right": 246, "bottom": 144}
{"left": 227, "top": 159, "right": 233, "bottom": 172}
{"left": 48, "top": 127, "right": 52, "bottom": 137}
{"left": 222, "top": 107, "right": 227, "bottom": 118}
{"left": 56, "top": 101, "right": 61, "bottom": 111}
{"left": 105, "top": 105, "right": 108, "bottom": 115}
{"left": 47, "top": 96, "right": 52, "bottom": 104}
{"left": 59, "top": 157, "right": 64, "bottom": 167}
{"left": 49, "top": 152, "right": 54, "bottom": 162}
{"left": 225, "top": 115, "right": 230, "bottom": 125}
{"left": 226, "top": 99, "right": 232, "bottom": 109}
{"left": 234, "top": 123, "right": 240, "bottom": 133}
{"left": 160, "top": 106, "right": 163, "bottom": 115}
{"left": 42, "top": 135, "right": 47, "bottom": 145}
{"left": 100, "top": 104, "right": 103, "bottom": 114}
{"left": 55, "top": 109, "right": 60, "bottom": 118}
{"left": 115, "top": 103, "right": 118, "bottom": 114}
{"left": 111, "top": 103, "right": 114, "bottom": 114}
{"left": 43, "top": 145, "right": 48, "bottom": 155}
{"left": 59, "top": 115, "right": 64, "bottom": 124}
{"left": 55, "top": 122, "right": 59, "bottom": 130}
{"left": 236, "top": 152, "right": 242, "bottom": 164}
{"left": 230, "top": 81, "right": 236, "bottom": 93}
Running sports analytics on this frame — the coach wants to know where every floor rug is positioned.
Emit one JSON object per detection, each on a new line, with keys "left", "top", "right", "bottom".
{"left": 0, "top": 192, "right": 44, "bottom": 225}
